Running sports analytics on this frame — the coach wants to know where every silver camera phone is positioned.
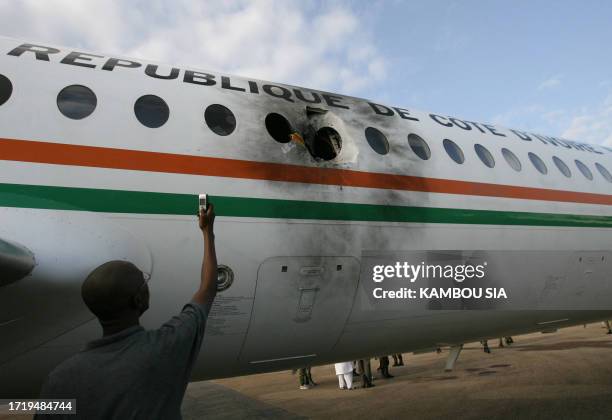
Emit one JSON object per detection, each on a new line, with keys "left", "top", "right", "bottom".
{"left": 198, "top": 194, "right": 207, "bottom": 214}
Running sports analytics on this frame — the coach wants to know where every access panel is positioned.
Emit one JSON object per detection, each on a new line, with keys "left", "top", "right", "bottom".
{"left": 239, "top": 256, "right": 359, "bottom": 366}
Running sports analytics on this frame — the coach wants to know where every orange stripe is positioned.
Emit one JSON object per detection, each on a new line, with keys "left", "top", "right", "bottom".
{"left": 1, "top": 137, "right": 611, "bottom": 205}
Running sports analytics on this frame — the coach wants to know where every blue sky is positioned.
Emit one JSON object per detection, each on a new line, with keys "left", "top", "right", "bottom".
{"left": 1, "top": 0, "right": 611, "bottom": 145}
{"left": 355, "top": 1, "right": 612, "bottom": 144}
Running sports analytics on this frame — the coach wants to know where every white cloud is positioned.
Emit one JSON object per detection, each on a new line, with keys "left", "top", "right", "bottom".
{"left": 537, "top": 74, "right": 562, "bottom": 90}
{"left": 562, "top": 94, "right": 612, "bottom": 146}
{"left": 542, "top": 109, "right": 567, "bottom": 125}
{"left": 490, "top": 93, "right": 612, "bottom": 146}
{"left": 490, "top": 104, "right": 546, "bottom": 129}
{"left": 0, "top": 0, "right": 386, "bottom": 95}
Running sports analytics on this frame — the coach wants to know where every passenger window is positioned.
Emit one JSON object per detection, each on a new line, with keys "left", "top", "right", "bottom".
{"left": 407, "top": 134, "right": 431, "bottom": 160}
{"left": 365, "top": 127, "right": 389, "bottom": 155}
{"left": 595, "top": 162, "right": 612, "bottom": 183}
{"left": 575, "top": 160, "right": 593, "bottom": 180}
{"left": 528, "top": 152, "right": 547, "bottom": 174}
{"left": 265, "top": 113, "right": 292, "bottom": 143}
{"left": 57, "top": 85, "right": 97, "bottom": 120}
{"left": 0, "top": 74, "right": 12, "bottom": 106}
{"left": 134, "top": 94, "right": 169, "bottom": 128}
{"left": 552, "top": 156, "right": 571, "bottom": 178}
{"left": 443, "top": 139, "right": 464, "bottom": 164}
{"left": 502, "top": 148, "right": 521, "bottom": 171}
{"left": 205, "top": 104, "right": 236, "bottom": 136}
{"left": 474, "top": 144, "right": 495, "bottom": 168}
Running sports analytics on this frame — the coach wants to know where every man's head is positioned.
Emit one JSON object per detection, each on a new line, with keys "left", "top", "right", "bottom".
{"left": 82, "top": 260, "right": 149, "bottom": 324}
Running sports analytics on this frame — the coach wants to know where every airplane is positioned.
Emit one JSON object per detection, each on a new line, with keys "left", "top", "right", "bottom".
{"left": 0, "top": 36, "right": 611, "bottom": 398}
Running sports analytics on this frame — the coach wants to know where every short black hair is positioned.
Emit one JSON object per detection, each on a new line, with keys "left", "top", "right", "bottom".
{"left": 82, "top": 260, "right": 145, "bottom": 321}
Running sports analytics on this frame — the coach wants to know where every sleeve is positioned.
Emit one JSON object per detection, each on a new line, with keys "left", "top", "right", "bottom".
{"left": 33, "top": 377, "right": 52, "bottom": 420}
{"left": 154, "top": 302, "right": 210, "bottom": 375}
{"left": 37, "top": 369, "right": 72, "bottom": 399}
{"left": 33, "top": 372, "right": 73, "bottom": 420}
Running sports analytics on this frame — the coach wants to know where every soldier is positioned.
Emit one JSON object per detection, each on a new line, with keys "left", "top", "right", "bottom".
{"left": 297, "top": 368, "right": 310, "bottom": 390}
{"left": 481, "top": 339, "right": 491, "bottom": 353}
{"left": 295, "top": 366, "right": 316, "bottom": 389}
{"left": 357, "top": 359, "right": 374, "bottom": 388}
{"left": 305, "top": 367, "right": 316, "bottom": 386}
{"left": 377, "top": 356, "right": 394, "bottom": 379}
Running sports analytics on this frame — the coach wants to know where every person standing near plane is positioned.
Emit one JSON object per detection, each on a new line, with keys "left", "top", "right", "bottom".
{"left": 35, "top": 204, "right": 218, "bottom": 420}
{"left": 392, "top": 354, "right": 404, "bottom": 366}
{"left": 377, "top": 356, "right": 394, "bottom": 379}
{"left": 296, "top": 366, "right": 316, "bottom": 389}
{"left": 305, "top": 366, "right": 317, "bottom": 387}
{"left": 357, "top": 359, "right": 374, "bottom": 388}
{"left": 334, "top": 362, "right": 354, "bottom": 390}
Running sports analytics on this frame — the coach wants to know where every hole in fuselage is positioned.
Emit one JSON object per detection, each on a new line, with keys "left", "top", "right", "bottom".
{"left": 311, "top": 126, "right": 341, "bottom": 161}
{"left": 265, "top": 113, "right": 293, "bottom": 143}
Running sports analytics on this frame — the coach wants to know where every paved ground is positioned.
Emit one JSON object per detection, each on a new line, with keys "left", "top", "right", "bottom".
{"left": 187, "top": 324, "right": 612, "bottom": 420}
{"left": 3, "top": 323, "right": 612, "bottom": 419}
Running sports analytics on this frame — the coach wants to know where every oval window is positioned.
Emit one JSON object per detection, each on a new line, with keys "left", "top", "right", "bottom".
{"left": 265, "top": 113, "right": 292, "bottom": 143}
{"left": 552, "top": 156, "right": 571, "bottom": 178}
{"left": 443, "top": 139, "right": 464, "bottom": 164}
{"left": 365, "top": 127, "right": 389, "bottom": 155}
{"left": 134, "top": 94, "right": 169, "bottom": 128}
{"left": 205, "top": 104, "right": 236, "bottom": 136}
{"left": 407, "top": 134, "right": 430, "bottom": 160}
{"left": 528, "top": 152, "right": 547, "bottom": 174}
{"left": 474, "top": 144, "right": 495, "bottom": 168}
{"left": 57, "top": 85, "right": 97, "bottom": 120}
{"left": 595, "top": 162, "right": 612, "bottom": 183}
{"left": 502, "top": 148, "right": 521, "bottom": 171}
{"left": 0, "top": 74, "right": 13, "bottom": 106}
{"left": 575, "top": 160, "right": 593, "bottom": 180}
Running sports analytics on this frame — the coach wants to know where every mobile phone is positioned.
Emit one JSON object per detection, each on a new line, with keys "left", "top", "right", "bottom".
{"left": 198, "top": 194, "right": 207, "bottom": 214}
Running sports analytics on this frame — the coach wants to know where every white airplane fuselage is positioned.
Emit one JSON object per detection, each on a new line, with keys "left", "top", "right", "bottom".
{"left": 0, "top": 37, "right": 611, "bottom": 397}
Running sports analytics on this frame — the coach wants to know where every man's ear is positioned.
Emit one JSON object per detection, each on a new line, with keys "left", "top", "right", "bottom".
{"left": 132, "top": 288, "right": 149, "bottom": 315}
{"left": 131, "top": 292, "right": 143, "bottom": 309}
{"left": 130, "top": 293, "right": 141, "bottom": 310}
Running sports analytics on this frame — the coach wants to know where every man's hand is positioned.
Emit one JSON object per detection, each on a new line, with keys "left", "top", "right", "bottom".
{"left": 198, "top": 203, "right": 215, "bottom": 233}
{"left": 193, "top": 202, "right": 217, "bottom": 308}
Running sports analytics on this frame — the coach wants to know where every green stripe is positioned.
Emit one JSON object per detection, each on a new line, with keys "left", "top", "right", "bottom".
{"left": 1, "top": 183, "right": 611, "bottom": 228}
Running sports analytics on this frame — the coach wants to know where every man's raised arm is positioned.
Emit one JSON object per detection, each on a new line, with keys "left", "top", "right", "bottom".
{"left": 193, "top": 203, "right": 217, "bottom": 309}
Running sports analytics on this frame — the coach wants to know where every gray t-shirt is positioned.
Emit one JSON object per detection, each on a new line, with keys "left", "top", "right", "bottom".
{"left": 35, "top": 302, "right": 208, "bottom": 420}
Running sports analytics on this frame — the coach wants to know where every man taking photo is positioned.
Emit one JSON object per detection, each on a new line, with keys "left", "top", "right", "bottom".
{"left": 36, "top": 204, "right": 218, "bottom": 419}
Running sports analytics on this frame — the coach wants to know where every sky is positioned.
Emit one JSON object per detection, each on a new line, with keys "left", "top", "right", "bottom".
{"left": 0, "top": 0, "right": 611, "bottom": 145}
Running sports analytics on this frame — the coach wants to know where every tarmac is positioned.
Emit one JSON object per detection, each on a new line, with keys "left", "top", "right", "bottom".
{"left": 3, "top": 323, "right": 612, "bottom": 419}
